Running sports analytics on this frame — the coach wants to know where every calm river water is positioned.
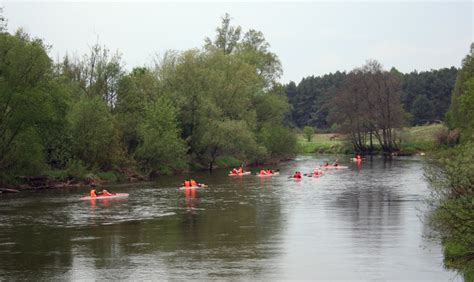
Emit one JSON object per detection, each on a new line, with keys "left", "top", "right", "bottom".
{"left": 0, "top": 155, "right": 460, "bottom": 280}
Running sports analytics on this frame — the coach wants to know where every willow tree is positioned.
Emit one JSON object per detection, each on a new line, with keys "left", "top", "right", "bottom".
{"left": 330, "top": 60, "right": 406, "bottom": 154}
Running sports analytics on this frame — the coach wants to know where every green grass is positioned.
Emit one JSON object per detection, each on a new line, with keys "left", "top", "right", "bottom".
{"left": 296, "top": 133, "right": 349, "bottom": 154}
{"left": 297, "top": 124, "right": 446, "bottom": 154}
{"left": 399, "top": 124, "right": 445, "bottom": 153}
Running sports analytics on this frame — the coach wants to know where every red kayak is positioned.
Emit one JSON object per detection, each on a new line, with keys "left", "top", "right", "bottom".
{"left": 80, "top": 193, "right": 129, "bottom": 200}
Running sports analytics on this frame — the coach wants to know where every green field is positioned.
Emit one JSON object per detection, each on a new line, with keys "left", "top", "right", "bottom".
{"left": 297, "top": 124, "right": 445, "bottom": 154}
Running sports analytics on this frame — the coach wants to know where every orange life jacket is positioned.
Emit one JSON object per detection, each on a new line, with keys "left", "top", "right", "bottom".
{"left": 90, "top": 189, "right": 97, "bottom": 197}
{"left": 190, "top": 180, "right": 197, "bottom": 187}
{"left": 260, "top": 170, "right": 267, "bottom": 175}
{"left": 184, "top": 180, "right": 191, "bottom": 187}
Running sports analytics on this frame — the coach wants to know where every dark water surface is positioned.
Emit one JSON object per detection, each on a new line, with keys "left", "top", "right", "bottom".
{"left": 0, "top": 156, "right": 460, "bottom": 280}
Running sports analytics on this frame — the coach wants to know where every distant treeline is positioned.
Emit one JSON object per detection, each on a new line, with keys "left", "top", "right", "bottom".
{"left": 286, "top": 66, "right": 458, "bottom": 129}
{"left": 0, "top": 14, "right": 296, "bottom": 184}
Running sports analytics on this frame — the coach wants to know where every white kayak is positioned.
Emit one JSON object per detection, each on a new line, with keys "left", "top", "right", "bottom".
{"left": 179, "top": 184, "right": 208, "bottom": 190}
{"left": 228, "top": 171, "right": 252, "bottom": 176}
{"left": 80, "top": 193, "right": 129, "bottom": 200}
{"left": 256, "top": 172, "right": 280, "bottom": 177}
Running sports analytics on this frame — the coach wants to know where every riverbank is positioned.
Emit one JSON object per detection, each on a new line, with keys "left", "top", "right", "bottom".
{"left": 296, "top": 124, "right": 444, "bottom": 155}
{"left": 0, "top": 155, "right": 295, "bottom": 194}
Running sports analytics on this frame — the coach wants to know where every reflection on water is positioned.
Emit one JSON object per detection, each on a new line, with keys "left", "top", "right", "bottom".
{"left": 0, "top": 156, "right": 460, "bottom": 280}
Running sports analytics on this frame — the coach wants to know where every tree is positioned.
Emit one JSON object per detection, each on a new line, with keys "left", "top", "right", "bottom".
{"left": 115, "top": 67, "right": 159, "bottom": 154}
{"left": 303, "top": 126, "right": 314, "bottom": 142}
{"left": 136, "top": 96, "right": 187, "bottom": 174}
{"left": 0, "top": 31, "right": 57, "bottom": 176}
{"left": 205, "top": 13, "right": 241, "bottom": 55}
{"left": 60, "top": 43, "right": 124, "bottom": 107}
{"left": 69, "top": 96, "right": 121, "bottom": 169}
{"left": 0, "top": 6, "right": 7, "bottom": 32}
{"left": 410, "top": 95, "right": 434, "bottom": 125}
{"left": 448, "top": 43, "right": 474, "bottom": 139}
{"left": 329, "top": 60, "right": 406, "bottom": 154}
{"left": 199, "top": 119, "right": 259, "bottom": 171}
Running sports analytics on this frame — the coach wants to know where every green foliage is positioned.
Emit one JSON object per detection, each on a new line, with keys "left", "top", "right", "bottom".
{"left": 410, "top": 95, "right": 434, "bottom": 125}
{"left": 287, "top": 67, "right": 458, "bottom": 128}
{"left": 0, "top": 31, "right": 65, "bottom": 180}
{"left": 303, "top": 126, "right": 314, "bottom": 142}
{"left": 427, "top": 142, "right": 474, "bottom": 278}
{"left": 136, "top": 96, "right": 187, "bottom": 174}
{"left": 115, "top": 67, "right": 158, "bottom": 154}
{"left": 0, "top": 15, "right": 296, "bottom": 183}
{"left": 69, "top": 96, "right": 121, "bottom": 169}
{"left": 96, "top": 171, "right": 119, "bottom": 183}
{"left": 447, "top": 44, "right": 474, "bottom": 139}
{"left": 199, "top": 119, "right": 260, "bottom": 169}
{"left": 259, "top": 124, "right": 296, "bottom": 157}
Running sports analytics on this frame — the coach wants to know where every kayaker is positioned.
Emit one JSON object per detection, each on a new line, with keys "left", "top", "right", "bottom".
{"left": 267, "top": 169, "right": 273, "bottom": 174}
{"left": 101, "top": 189, "right": 112, "bottom": 196}
{"left": 90, "top": 184, "right": 97, "bottom": 197}
{"left": 293, "top": 171, "right": 301, "bottom": 179}
{"left": 356, "top": 155, "right": 362, "bottom": 161}
{"left": 313, "top": 169, "right": 322, "bottom": 176}
{"left": 324, "top": 162, "right": 329, "bottom": 167}
{"left": 231, "top": 168, "right": 238, "bottom": 174}
{"left": 190, "top": 179, "right": 198, "bottom": 187}
{"left": 183, "top": 180, "right": 191, "bottom": 187}
{"left": 237, "top": 167, "right": 243, "bottom": 173}
{"left": 333, "top": 159, "right": 339, "bottom": 167}
{"left": 260, "top": 169, "right": 267, "bottom": 175}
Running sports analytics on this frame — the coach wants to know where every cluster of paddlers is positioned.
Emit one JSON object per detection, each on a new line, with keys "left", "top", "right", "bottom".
{"left": 83, "top": 156, "right": 364, "bottom": 198}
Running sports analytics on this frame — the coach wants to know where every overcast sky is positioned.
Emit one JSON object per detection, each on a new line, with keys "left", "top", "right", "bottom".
{"left": 2, "top": 1, "right": 473, "bottom": 83}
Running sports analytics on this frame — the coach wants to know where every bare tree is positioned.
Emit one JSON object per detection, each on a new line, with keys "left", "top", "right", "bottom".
{"left": 330, "top": 60, "right": 406, "bottom": 154}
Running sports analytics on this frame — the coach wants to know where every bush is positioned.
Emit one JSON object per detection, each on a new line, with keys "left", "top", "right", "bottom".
{"left": 303, "top": 126, "right": 315, "bottom": 142}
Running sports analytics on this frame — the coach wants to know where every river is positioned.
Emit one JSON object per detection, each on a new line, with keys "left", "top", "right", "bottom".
{"left": 0, "top": 155, "right": 460, "bottom": 280}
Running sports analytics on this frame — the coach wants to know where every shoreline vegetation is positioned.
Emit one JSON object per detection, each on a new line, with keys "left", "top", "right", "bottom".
{"left": 296, "top": 124, "right": 444, "bottom": 155}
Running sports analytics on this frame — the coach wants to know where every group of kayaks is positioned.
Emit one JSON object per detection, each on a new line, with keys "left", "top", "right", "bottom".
{"left": 81, "top": 157, "right": 363, "bottom": 199}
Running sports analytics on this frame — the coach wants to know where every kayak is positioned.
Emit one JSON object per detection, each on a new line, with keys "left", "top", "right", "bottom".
{"left": 179, "top": 184, "right": 208, "bottom": 190}
{"left": 228, "top": 171, "right": 251, "bottom": 176}
{"left": 256, "top": 172, "right": 280, "bottom": 177}
{"left": 320, "top": 165, "right": 348, "bottom": 169}
{"left": 80, "top": 193, "right": 129, "bottom": 200}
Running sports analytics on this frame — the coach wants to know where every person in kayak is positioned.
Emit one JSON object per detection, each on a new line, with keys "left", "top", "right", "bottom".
{"left": 190, "top": 179, "right": 198, "bottom": 187}
{"left": 90, "top": 184, "right": 97, "bottom": 197}
{"left": 313, "top": 169, "right": 323, "bottom": 176}
{"left": 333, "top": 159, "right": 339, "bottom": 167}
{"left": 231, "top": 168, "right": 238, "bottom": 175}
{"left": 101, "top": 189, "right": 112, "bottom": 196}
{"left": 183, "top": 180, "right": 191, "bottom": 187}
{"left": 293, "top": 171, "right": 302, "bottom": 179}
{"left": 267, "top": 169, "right": 273, "bottom": 174}
{"left": 260, "top": 169, "right": 267, "bottom": 175}
{"left": 237, "top": 167, "right": 243, "bottom": 173}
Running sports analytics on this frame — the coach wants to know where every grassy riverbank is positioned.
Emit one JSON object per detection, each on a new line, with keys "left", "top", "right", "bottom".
{"left": 297, "top": 124, "right": 445, "bottom": 154}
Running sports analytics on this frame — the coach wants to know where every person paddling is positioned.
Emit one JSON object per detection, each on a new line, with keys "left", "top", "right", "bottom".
{"left": 101, "top": 189, "right": 112, "bottom": 196}
{"left": 90, "top": 184, "right": 97, "bottom": 197}
{"left": 293, "top": 171, "right": 302, "bottom": 179}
